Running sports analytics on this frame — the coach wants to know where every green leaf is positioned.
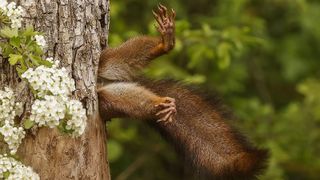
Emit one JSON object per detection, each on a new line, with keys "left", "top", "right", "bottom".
{"left": 0, "top": 12, "right": 10, "bottom": 25}
{"left": 58, "top": 120, "right": 74, "bottom": 134}
{"left": 22, "top": 26, "right": 38, "bottom": 37}
{"left": 34, "top": 45, "right": 44, "bottom": 55}
{"left": 40, "top": 59, "right": 53, "bottom": 67}
{"left": 19, "top": 60, "right": 27, "bottom": 72}
{"left": 0, "top": 43, "right": 14, "bottom": 57}
{"left": 0, "top": 42, "right": 6, "bottom": 48}
{"left": 16, "top": 67, "right": 26, "bottom": 76}
{"left": 9, "top": 37, "right": 21, "bottom": 48}
{"left": 8, "top": 54, "right": 22, "bottom": 65}
{"left": 23, "top": 119, "right": 35, "bottom": 129}
{"left": 29, "top": 55, "right": 41, "bottom": 66}
{"left": 27, "top": 42, "right": 44, "bottom": 55}
{"left": 0, "top": 26, "right": 18, "bottom": 38}
{"left": 3, "top": 171, "right": 10, "bottom": 179}
{"left": 28, "top": 86, "right": 38, "bottom": 96}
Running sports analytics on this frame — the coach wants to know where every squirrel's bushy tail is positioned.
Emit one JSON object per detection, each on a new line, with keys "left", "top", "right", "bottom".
{"left": 140, "top": 79, "right": 269, "bottom": 179}
{"left": 231, "top": 148, "right": 269, "bottom": 179}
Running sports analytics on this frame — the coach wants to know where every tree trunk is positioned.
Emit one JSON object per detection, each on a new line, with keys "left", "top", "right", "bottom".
{"left": 0, "top": 0, "right": 110, "bottom": 179}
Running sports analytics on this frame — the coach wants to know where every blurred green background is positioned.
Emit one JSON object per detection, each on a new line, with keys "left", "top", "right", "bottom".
{"left": 106, "top": 0, "right": 320, "bottom": 179}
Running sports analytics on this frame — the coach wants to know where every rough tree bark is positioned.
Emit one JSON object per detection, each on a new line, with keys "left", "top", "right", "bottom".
{"left": 0, "top": 0, "right": 110, "bottom": 179}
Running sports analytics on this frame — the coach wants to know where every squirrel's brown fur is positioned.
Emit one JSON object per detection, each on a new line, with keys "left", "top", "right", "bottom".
{"left": 98, "top": 4, "right": 268, "bottom": 179}
{"left": 141, "top": 79, "right": 268, "bottom": 179}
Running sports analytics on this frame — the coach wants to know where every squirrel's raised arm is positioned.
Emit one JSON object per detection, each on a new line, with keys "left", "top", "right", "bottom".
{"left": 98, "top": 82, "right": 176, "bottom": 123}
{"left": 98, "top": 4, "right": 176, "bottom": 81}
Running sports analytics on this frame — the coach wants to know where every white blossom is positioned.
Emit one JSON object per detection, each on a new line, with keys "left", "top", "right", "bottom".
{"left": 0, "top": 123, "right": 25, "bottom": 154}
{"left": 0, "top": 88, "right": 20, "bottom": 125}
{"left": 0, "top": 87, "right": 15, "bottom": 124}
{"left": 0, "top": 88, "right": 25, "bottom": 155}
{"left": 29, "top": 95, "right": 87, "bottom": 137}
{"left": 46, "top": 57, "right": 60, "bottom": 68}
{"left": 65, "top": 100, "right": 87, "bottom": 137}
{"left": 0, "top": 0, "right": 8, "bottom": 10}
{"left": 45, "top": 57, "right": 53, "bottom": 63}
{"left": 21, "top": 64, "right": 76, "bottom": 98}
{"left": 0, "top": 1, "right": 24, "bottom": 28}
{"left": 0, "top": 154, "right": 39, "bottom": 180}
{"left": 30, "top": 95, "right": 65, "bottom": 128}
{"left": 34, "top": 35, "right": 46, "bottom": 48}
{"left": 0, "top": 123, "right": 13, "bottom": 137}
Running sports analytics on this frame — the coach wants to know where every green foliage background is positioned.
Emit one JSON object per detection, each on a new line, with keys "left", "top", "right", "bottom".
{"left": 106, "top": 0, "right": 320, "bottom": 179}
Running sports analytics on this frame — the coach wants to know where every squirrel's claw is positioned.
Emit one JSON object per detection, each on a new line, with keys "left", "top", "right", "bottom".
{"left": 156, "top": 96, "right": 176, "bottom": 124}
{"left": 153, "top": 4, "right": 175, "bottom": 36}
{"left": 157, "top": 111, "right": 174, "bottom": 124}
{"left": 156, "top": 106, "right": 176, "bottom": 116}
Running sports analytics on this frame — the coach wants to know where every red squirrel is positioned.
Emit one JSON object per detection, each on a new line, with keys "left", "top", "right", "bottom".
{"left": 98, "top": 4, "right": 268, "bottom": 179}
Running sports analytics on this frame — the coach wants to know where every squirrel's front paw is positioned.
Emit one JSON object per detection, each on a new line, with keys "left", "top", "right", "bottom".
{"left": 152, "top": 4, "right": 176, "bottom": 52}
{"left": 155, "top": 97, "right": 176, "bottom": 124}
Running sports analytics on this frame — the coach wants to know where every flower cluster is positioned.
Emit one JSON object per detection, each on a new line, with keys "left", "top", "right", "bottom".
{"left": 0, "top": 1, "right": 24, "bottom": 28}
{"left": 30, "top": 95, "right": 65, "bottom": 128}
{"left": 21, "top": 64, "right": 75, "bottom": 98}
{"left": 0, "top": 87, "right": 17, "bottom": 123}
{"left": 65, "top": 100, "right": 87, "bottom": 137}
{"left": 34, "top": 35, "right": 46, "bottom": 49}
{"left": 0, "top": 88, "right": 25, "bottom": 154}
{"left": 29, "top": 95, "right": 87, "bottom": 137}
{"left": 0, "top": 154, "right": 39, "bottom": 180}
{"left": 22, "top": 58, "right": 87, "bottom": 137}
{"left": 0, "top": 123, "right": 25, "bottom": 154}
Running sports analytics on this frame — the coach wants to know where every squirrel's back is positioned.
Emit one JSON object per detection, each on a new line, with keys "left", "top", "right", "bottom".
{"left": 140, "top": 79, "right": 269, "bottom": 180}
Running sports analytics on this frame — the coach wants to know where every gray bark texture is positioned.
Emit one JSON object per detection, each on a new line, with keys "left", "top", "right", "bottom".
{"left": 0, "top": 0, "right": 111, "bottom": 179}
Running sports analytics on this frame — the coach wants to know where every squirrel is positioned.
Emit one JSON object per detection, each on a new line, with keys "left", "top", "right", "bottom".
{"left": 97, "top": 4, "right": 268, "bottom": 180}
